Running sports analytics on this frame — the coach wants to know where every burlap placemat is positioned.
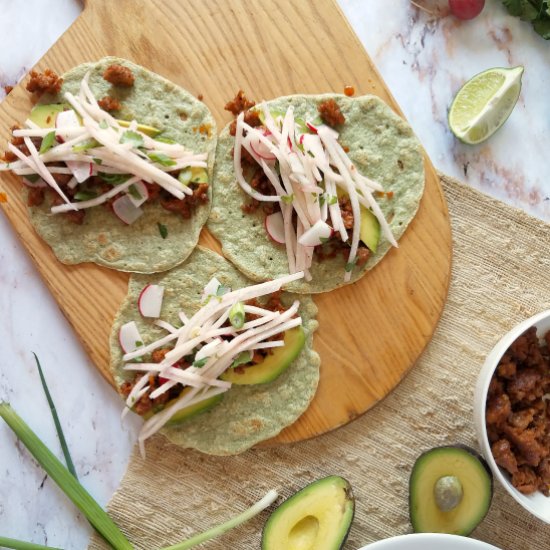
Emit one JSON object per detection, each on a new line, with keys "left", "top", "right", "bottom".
{"left": 89, "top": 174, "right": 550, "bottom": 550}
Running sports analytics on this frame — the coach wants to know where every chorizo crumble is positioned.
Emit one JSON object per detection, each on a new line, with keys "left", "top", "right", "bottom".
{"left": 103, "top": 64, "right": 135, "bottom": 87}
{"left": 26, "top": 69, "right": 63, "bottom": 96}
{"left": 318, "top": 98, "right": 345, "bottom": 127}
{"left": 98, "top": 95, "right": 122, "bottom": 112}
{"left": 486, "top": 326, "right": 550, "bottom": 496}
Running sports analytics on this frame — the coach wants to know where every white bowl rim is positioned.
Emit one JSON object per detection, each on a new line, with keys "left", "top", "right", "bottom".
{"left": 356, "top": 532, "right": 502, "bottom": 549}
{"left": 473, "top": 309, "right": 550, "bottom": 524}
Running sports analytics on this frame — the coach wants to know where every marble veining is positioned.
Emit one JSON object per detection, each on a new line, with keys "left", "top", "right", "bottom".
{"left": 0, "top": 0, "right": 549, "bottom": 548}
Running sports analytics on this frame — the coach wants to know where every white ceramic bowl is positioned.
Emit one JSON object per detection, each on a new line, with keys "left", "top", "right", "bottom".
{"left": 357, "top": 533, "right": 501, "bottom": 549}
{"left": 473, "top": 309, "right": 550, "bottom": 524}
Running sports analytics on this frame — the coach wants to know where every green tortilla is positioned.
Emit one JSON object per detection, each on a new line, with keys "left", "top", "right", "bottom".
{"left": 110, "top": 246, "right": 320, "bottom": 455}
{"left": 208, "top": 94, "right": 425, "bottom": 293}
{"left": 26, "top": 57, "right": 216, "bottom": 273}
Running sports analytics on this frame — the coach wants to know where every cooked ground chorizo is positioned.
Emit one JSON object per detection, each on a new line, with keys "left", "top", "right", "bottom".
{"left": 103, "top": 64, "right": 134, "bottom": 87}
{"left": 27, "top": 187, "right": 45, "bottom": 207}
{"left": 229, "top": 110, "right": 262, "bottom": 137}
{"left": 486, "top": 326, "right": 550, "bottom": 496}
{"left": 26, "top": 69, "right": 63, "bottom": 96}
{"left": 225, "top": 90, "right": 255, "bottom": 116}
{"left": 98, "top": 95, "right": 122, "bottom": 112}
{"left": 318, "top": 98, "right": 345, "bottom": 127}
{"left": 4, "top": 85, "right": 13, "bottom": 95}
{"left": 160, "top": 182, "right": 209, "bottom": 218}
{"left": 339, "top": 196, "right": 354, "bottom": 230}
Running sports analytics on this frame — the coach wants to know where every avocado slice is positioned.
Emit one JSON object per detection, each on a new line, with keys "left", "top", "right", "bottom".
{"left": 29, "top": 103, "right": 161, "bottom": 137}
{"left": 29, "top": 104, "right": 66, "bottom": 128}
{"left": 220, "top": 326, "right": 305, "bottom": 385}
{"left": 262, "top": 476, "right": 354, "bottom": 550}
{"left": 142, "top": 388, "right": 223, "bottom": 425}
{"left": 335, "top": 188, "right": 381, "bottom": 252}
{"left": 409, "top": 445, "right": 493, "bottom": 536}
{"left": 178, "top": 166, "right": 209, "bottom": 186}
{"left": 359, "top": 207, "right": 380, "bottom": 253}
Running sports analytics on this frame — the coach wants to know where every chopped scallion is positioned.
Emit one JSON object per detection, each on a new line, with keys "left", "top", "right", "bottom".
{"left": 229, "top": 301, "right": 245, "bottom": 329}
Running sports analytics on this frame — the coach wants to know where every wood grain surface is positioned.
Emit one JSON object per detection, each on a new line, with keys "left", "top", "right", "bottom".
{"left": 0, "top": 0, "right": 452, "bottom": 445}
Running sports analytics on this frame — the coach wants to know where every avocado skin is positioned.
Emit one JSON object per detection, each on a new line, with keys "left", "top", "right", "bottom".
{"left": 262, "top": 475, "right": 355, "bottom": 550}
{"left": 220, "top": 327, "right": 305, "bottom": 385}
{"left": 409, "top": 444, "right": 493, "bottom": 536}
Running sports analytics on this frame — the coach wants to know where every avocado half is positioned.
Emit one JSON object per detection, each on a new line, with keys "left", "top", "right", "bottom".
{"left": 409, "top": 445, "right": 493, "bottom": 536}
{"left": 262, "top": 476, "right": 355, "bottom": 550}
{"left": 221, "top": 327, "right": 305, "bottom": 385}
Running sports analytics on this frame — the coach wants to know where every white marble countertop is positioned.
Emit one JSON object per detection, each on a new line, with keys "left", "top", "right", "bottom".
{"left": 0, "top": 1, "right": 548, "bottom": 548}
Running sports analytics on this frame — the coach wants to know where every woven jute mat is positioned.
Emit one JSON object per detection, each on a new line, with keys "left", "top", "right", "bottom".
{"left": 89, "top": 174, "right": 550, "bottom": 550}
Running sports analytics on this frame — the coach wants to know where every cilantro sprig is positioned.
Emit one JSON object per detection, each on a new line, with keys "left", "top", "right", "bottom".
{"left": 502, "top": 0, "right": 550, "bottom": 39}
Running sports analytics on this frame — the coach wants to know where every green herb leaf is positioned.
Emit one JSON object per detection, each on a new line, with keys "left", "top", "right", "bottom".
{"left": 280, "top": 194, "right": 294, "bottom": 204}
{"left": 157, "top": 222, "right": 168, "bottom": 239}
{"left": 128, "top": 184, "right": 143, "bottom": 200}
{"left": 24, "top": 174, "right": 40, "bottom": 183}
{"left": 98, "top": 172, "right": 131, "bottom": 185}
{"left": 319, "top": 194, "right": 326, "bottom": 207}
{"left": 148, "top": 151, "right": 176, "bottom": 166}
{"left": 120, "top": 130, "right": 144, "bottom": 149}
{"left": 193, "top": 357, "right": 208, "bottom": 369}
{"left": 345, "top": 259, "right": 357, "bottom": 272}
{"left": 319, "top": 236, "right": 331, "bottom": 244}
{"left": 230, "top": 351, "right": 253, "bottom": 369}
{"left": 92, "top": 157, "right": 103, "bottom": 165}
{"left": 216, "top": 285, "right": 230, "bottom": 296}
{"left": 33, "top": 353, "right": 78, "bottom": 480}
{"left": 326, "top": 194, "right": 338, "bottom": 206}
{"left": 135, "top": 340, "right": 144, "bottom": 347}
{"left": 502, "top": 0, "right": 550, "bottom": 37}
{"left": 0, "top": 403, "right": 133, "bottom": 550}
{"left": 99, "top": 120, "right": 109, "bottom": 129}
{"left": 74, "top": 190, "right": 98, "bottom": 201}
{"left": 39, "top": 131, "right": 56, "bottom": 154}
{"left": 229, "top": 301, "right": 245, "bottom": 329}
{"left": 72, "top": 138, "right": 100, "bottom": 153}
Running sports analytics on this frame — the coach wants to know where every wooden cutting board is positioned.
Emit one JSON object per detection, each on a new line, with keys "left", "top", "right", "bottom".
{"left": 0, "top": 0, "right": 452, "bottom": 445}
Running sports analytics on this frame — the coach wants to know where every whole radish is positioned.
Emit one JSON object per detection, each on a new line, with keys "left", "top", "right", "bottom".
{"left": 449, "top": 0, "right": 485, "bottom": 20}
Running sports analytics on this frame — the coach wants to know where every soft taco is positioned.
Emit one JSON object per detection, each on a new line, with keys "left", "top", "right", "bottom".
{"left": 208, "top": 92, "right": 425, "bottom": 293}
{"left": 110, "top": 246, "right": 320, "bottom": 456}
{"left": 0, "top": 57, "right": 216, "bottom": 273}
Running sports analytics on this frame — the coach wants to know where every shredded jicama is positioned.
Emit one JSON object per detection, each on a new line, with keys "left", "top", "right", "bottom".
{"left": 232, "top": 103, "right": 397, "bottom": 281}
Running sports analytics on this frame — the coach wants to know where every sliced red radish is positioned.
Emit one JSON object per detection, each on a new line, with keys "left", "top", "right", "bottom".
{"left": 119, "top": 321, "right": 143, "bottom": 353}
{"left": 66, "top": 160, "right": 94, "bottom": 183}
{"left": 306, "top": 121, "right": 318, "bottom": 134}
{"left": 249, "top": 136, "right": 276, "bottom": 161}
{"left": 298, "top": 219, "right": 333, "bottom": 246}
{"left": 112, "top": 194, "right": 144, "bottom": 225}
{"left": 22, "top": 177, "right": 47, "bottom": 188}
{"left": 55, "top": 109, "right": 80, "bottom": 143}
{"left": 126, "top": 180, "right": 149, "bottom": 207}
{"left": 265, "top": 212, "right": 286, "bottom": 244}
{"left": 138, "top": 284, "right": 164, "bottom": 318}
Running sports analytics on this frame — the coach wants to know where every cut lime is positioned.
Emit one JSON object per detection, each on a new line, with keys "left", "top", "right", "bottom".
{"left": 448, "top": 66, "right": 523, "bottom": 145}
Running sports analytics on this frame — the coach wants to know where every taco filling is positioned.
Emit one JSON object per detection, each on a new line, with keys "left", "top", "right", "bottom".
{"left": 0, "top": 65, "right": 209, "bottom": 227}
{"left": 118, "top": 268, "right": 305, "bottom": 456}
{"left": 226, "top": 92, "right": 397, "bottom": 283}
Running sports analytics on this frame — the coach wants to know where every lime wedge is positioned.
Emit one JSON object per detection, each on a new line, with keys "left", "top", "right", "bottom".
{"left": 448, "top": 66, "right": 523, "bottom": 145}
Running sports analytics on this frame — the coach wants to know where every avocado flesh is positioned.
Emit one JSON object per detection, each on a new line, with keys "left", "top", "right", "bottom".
{"left": 335, "top": 189, "right": 381, "bottom": 252}
{"left": 30, "top": 104, "right": 161, "bottom": 136}
{"left": 142, "top": 388, "right": 223, "bottom": 425}
{"left": 220, "top": 327, "right": 305, "bottom": 385}
{"left": 262, "top": 476, "right": 354, "bottom": 550}
{"left": 409, "top": 445, "right": 493, "bottom": 536}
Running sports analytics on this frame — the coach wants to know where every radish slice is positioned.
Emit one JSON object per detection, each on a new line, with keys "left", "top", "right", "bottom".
{"left": 265, "top": 212, "right": 286, "bottom": 244}
{"left": 112, "top": 194, "right": 144, "bottom": 225}
{"left": 126, "top": 180, "right": 149, "bottom": 207}
{"left": 298, "top": 219, "right": 333, "bottom": 246}
{"left": 55, "top": 110, "right": 80, "bottom": 143}
{"left": 66, "top": 160, "right": 93, "bottom": 183}
{"left": 119, "top": 321, "right": 143, "bottom": 353}
{"left": 138, "top": 284, "right": 164, "bottom": 318}
{"left": 250, "top": 136, "right": 276, "bottom": 161}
